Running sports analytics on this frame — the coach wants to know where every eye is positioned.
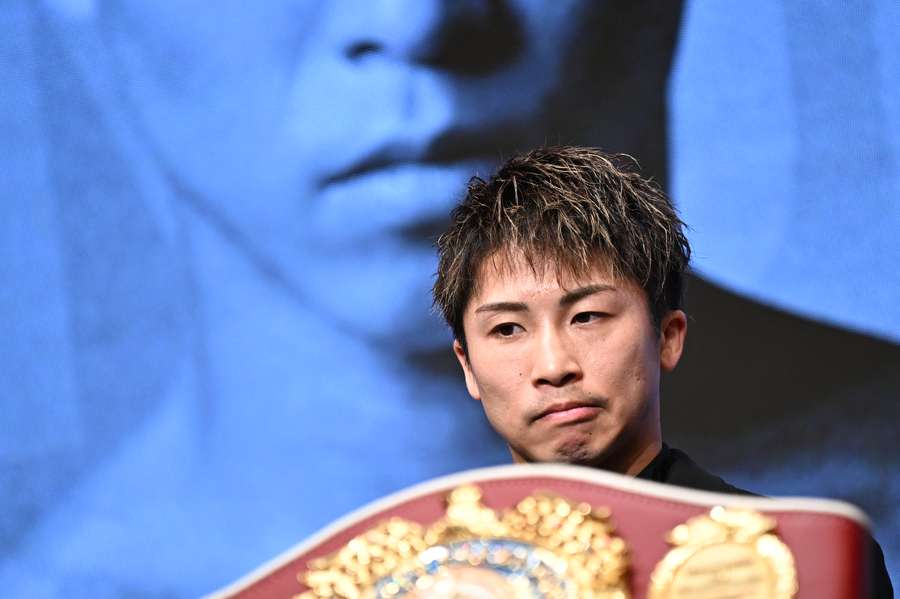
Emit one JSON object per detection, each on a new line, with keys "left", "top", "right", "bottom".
{"left": 572, "top": 311, "right": 606, "bottom": 325}
{"left": 491, "top": 322, "right": 524, "bottom": 337}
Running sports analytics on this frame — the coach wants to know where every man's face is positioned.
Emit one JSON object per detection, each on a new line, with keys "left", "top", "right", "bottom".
{"left": 455, "top": 253, "right": 686, "bottom": 473}
{"left": 93, "top": 1, "right": 679, "bottom": 343}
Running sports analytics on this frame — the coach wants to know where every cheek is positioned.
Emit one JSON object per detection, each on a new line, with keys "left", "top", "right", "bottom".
{"left": 478, "top": 368, "right": 526, "bottom": 412}
{"left": 619, "top": 342, "right": 661, "bottom": 423}
{"left": 586, "top": 335, "right": 657, "bottom": 408}
{"left": 471, "top": 354, "right": 529, "bottom": 424}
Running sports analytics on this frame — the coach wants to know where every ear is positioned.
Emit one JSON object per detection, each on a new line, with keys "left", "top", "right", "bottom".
{"left": 453, "top": 340, "right": 482, "bottom": 401}
{"left": 659, "top": 310, "right": 687, "bottom": 372}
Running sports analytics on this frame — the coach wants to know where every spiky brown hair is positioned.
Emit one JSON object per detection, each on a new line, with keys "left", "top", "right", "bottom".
{"left": 433, "top": 146, "right": 690, "bottom": 352}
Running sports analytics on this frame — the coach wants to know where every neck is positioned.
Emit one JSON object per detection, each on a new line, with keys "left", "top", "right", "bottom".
{"left": 618, "top": 394, "right": 664, "bottom": 475}
{"left": 576, "top": 436, "right": 662, "bottom": 476}
{"left": 183, "top": 210, "right": 476, "bottom": 468}
{"left": 620, "top": 438, "right": 662, "bottom": 476}
{"left": 596, "top": 397, "right": 663, "bottom": 476}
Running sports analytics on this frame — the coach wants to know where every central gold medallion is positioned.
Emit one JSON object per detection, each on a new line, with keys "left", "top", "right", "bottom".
{"left": 297, "top": 484, "right": 629, "bottom": 599}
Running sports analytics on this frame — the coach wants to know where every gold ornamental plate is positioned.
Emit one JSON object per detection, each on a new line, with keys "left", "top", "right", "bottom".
{"left": 649, "top": 506, "right": 798, "bottom": 599}
{"left": 296, "top": 484, "right": 629, "bottom": 599}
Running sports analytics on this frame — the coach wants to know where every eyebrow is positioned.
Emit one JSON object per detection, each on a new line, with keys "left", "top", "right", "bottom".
{"left": 559, "top": 284, "right": 617, "bottom": 307}
{"left": 473, "top": 284, "right": 617, "bottom": 315}
{"left": 474, "top": 301, "right": 528, "bottom": 315}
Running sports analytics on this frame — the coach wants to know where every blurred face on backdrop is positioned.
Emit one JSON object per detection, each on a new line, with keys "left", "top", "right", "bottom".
{"left": 454, "top": 253, "right": 686, "bottom": 474}
{"left": 92, "top": 0, "right": 682, "bottom": 344}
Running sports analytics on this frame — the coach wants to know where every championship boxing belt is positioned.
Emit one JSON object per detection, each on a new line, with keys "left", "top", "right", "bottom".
{"left": 207, "top": 464, "right": 872, "bottom": 599}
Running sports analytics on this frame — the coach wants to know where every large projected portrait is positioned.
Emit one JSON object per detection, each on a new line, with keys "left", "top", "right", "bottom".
{"left": 1, "top": 1, "right": 896, "bottom": 596}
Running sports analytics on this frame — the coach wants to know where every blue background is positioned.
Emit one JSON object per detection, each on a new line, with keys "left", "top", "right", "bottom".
{"left": 2, "top": 1, "right": 897, "bottom": 596}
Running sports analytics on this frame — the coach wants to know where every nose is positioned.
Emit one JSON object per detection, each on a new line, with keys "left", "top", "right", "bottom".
{"left": 531, "top": 327, "right": 582, "bottom": 388}
{"left": 338, "top": 0, "right": 523, "bottom": 74}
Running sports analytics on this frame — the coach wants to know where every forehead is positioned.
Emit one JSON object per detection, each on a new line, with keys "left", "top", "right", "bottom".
{"left": 468, "top": 250, "right": 631, "bottom": 305}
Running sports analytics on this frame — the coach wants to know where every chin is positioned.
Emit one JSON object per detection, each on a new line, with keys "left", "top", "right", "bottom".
{"left": 546, "top": 429, "right": 620, "bottom": 469}
{"left": 521, "top": 435, "right": 606, "bottom": 467}
{"left": 321, "top": 289, "right": 449, "bottom": 348}
{"left": 296, "top": 243, "right": 450, "bottom": 347}
{"left": 552, "top": 442, "right": 603, "bottom": 466}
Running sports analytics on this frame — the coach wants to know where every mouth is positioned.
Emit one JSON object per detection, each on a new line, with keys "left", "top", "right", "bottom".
{"left": 320, "top": 121, "right": 523, "bottom": 190}
{"left": 312, "top": 125, "right": 529, "bottom": 242}
{"left": 313, "top": 159, "right": 493, "bottom": 243}
{"left": 534, "top": 400, "right": 606, "bottom": 425}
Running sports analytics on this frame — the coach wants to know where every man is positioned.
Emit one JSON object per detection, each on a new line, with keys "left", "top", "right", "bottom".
{"left": 434, "top": 145, "right": 707, "bottom": 483}
{"left": 433, "top": 146, "right": 892, "bottom": 596}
